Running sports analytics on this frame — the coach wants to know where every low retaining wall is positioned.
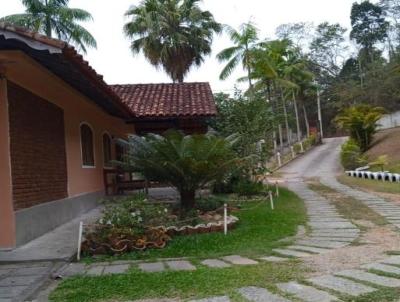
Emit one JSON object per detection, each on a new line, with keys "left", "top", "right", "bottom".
{"left": 346, "top": 170, "right": 400, "bottom": 183}
{"left": 15, "top": 190, "right": 102, "bottom": 246}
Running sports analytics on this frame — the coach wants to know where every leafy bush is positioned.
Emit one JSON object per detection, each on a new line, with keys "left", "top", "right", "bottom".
{"left": 340, "top": 139, "right": 367, "bottom": 170}
{"left": 293, "top": 143, "right": 302, "bottom": 154}
{"left": 196, "top": 196, "right": 226, "bottom": 212}
{"left": 335, "top": 105, "right": 385, "bottom": 151}
{"left": 233, "top": 179, "right": 265, "bottom": 196}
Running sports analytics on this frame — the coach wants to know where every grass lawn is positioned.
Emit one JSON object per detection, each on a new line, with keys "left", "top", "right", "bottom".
{"left": 50, "top": 188, "right": 307, "bottom": 301}
{"left": 338, "top": 175, "right": 400, "bottom": 195}
{"left": 88, "top": 188, "right": 306, "bottom": 262}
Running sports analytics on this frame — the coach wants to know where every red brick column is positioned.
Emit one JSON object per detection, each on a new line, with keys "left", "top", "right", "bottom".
{"left": 0, "top": 74, "right": 16, "bottom": 249}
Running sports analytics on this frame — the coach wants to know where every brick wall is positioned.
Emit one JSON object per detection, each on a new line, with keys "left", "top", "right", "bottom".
{"left": 8, "top": 81, "right": 68, "bottom": 210}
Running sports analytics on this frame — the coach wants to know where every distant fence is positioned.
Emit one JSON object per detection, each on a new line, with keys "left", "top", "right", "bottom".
{"left": 378, "top": 111, "right": 400, "bottom": 130}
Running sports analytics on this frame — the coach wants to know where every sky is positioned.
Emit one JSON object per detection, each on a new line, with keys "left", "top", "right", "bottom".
{"left": 3, "top": 0, "right": 358, "bottom": 93}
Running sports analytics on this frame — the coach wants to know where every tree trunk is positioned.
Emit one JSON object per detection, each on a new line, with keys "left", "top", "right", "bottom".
{"left": 278, "top": 124, "right": 283, "bottom": 150}
{"left": 292, "top": 91, "right": 301, "bottom": 142}
{"left": 180, "top": 189, "right": 196, "bottom": 210}
{"left": 281, "top": 90, "right": 290, "bottom": 145}
{"left": 302, "top": 104, "right": 310, "bottom": 138}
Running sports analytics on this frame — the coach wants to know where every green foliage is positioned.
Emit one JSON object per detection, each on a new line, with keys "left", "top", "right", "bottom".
{"left": 233, "top": 179, "right": 265, "bottom": 197}
{"left": 369, "top": 154, "right": 389, "bottom": 171}
{"left": 216, "top": 22, "right": 258, "bottom": 84}
{"left": 1, "top": 0, "right": 96, "bottom": 53}
{"left": 120, "top": 130, "right": 240, "bottom": 209}
{"left": 350, "top": 1, "right": 389, "bottom": 50}
{"left": 340, "top": 139, "right": 367, "bottom": 170}
{"left": 195, "top": 196, "right": 226, "bottom": 212}
{"left": 335, "top": 104, "right": 385, "bottom": 151}
{"left": 211, "top": 92, "right": 274, "bottom": 176}
{"left": 123, "top": 0, "right": 221, "bottom": 83}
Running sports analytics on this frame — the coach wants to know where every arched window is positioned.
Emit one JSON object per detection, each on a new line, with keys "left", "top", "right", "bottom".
{"left": 103, "top": 133, "right": 112, "bottom": 167}
{"left": 80, "top": 123, "right": 95, "bottom": 167}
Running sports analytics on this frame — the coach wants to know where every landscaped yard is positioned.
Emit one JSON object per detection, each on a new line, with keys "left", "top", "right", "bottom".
{"left": 50, "top": 188, "right": 307, "bottom": 302}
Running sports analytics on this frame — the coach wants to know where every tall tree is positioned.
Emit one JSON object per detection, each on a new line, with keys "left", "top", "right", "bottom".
{"left": 216, "top": 22, "right": 258, "bottom": 88}
{"left": 275, "top": 22, "right": 314, "bottom": 49}
{"left": 124, "top": 0, "right": 221, "bottom": 83}
{"left": 310, "top": 22, "right": 348, "bottom": 77}
{"left": 1, "top": 0, "right": 96, "bottom": 53}
{"left": 350, "top": 1, "right": 389, "bottom": 53}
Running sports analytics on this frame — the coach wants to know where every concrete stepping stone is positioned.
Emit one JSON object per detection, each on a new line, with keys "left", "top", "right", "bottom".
{"left": 201, "top": 259, "right": 231, "bottom": 268}
{"left": 309, "top": 237, "right": 354, "bottom": 243}
{"left": 166, "top": 260, "right": 196, "bottom": 271}
{"left": 86, "top": 265, "right": 104, "bottom": 276}
{"left": 309, "top": 222, "right": 356, "bottom": 229}
{"left": 59, "top": 263, "right": 86, "bottom": 277}
{"left": 362, "top": 263, "right": 400, "bottom": 275}
{"left": 273, "top": 249, "right": 313, "bottom": 258}
{"left": 222, "top": 255, "right": 258, "bottom": 265}
{"left": 189, "top": 296, "right": 230, "bottom": 302}
{"left": 259, "top": 256, "right": 288, "bottom": 262}
{"left": 103, "top": 264, "right": 130, "bottom": 274}
{"left": 308, "top": 275, "right": 376, "bottom": 296}
{"left": 381, "top": 256, "right": 400, "bottom": 265}
{"left": 288, "top": 245, "right": 331, "bottom": 254}
{"left": 237, "top": 286, "right": 290, "bottom": 302}
{"left": 336, "top": 269, "right": 400, "bottom": 287}
{"left": 295, "top": 240, "right": 347, "bottom": 249}
{"left": 139, "top": 262, "right": 166, "bottom": 273}
{"left": 277, "top": 281, "right": 340, "bottom": 302}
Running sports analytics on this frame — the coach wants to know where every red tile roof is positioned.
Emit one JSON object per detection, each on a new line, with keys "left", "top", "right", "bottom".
{"left": 111, "top": 83, "right": 217, "bottom": 118}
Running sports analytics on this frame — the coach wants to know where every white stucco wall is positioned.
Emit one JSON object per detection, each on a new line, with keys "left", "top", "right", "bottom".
{"left": 378, "top": 111, "right": 400, "bottom": 130}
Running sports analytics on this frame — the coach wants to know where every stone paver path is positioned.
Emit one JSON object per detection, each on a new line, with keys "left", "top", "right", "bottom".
{"left": 0, "top": 261, "right": 56, "bottom": 302}
{"left": 237, "top": 286, "right": 290, "bottom": 302}
{"left": 277, "top": 281, "right": 340, "bottom": 302}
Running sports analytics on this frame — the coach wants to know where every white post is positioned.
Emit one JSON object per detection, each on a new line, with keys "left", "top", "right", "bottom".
{"left": 277, "top": 152, "right": 282, "bottom": 167}
{"left": 77, "top": 221, "right": 83, "bottom": 261}
{"left": 300, "top": 141, "right": 304, "bottom": 153}
{"left": 275, "top": 181, "right": 279, "bottom": 198}
{"left": 223, "top": 203, "right": 228, "bottom": 235}
{"left": 269, "top": 191, "right": 274, "bottom": 210}
{"left": 291, "top": 146, "right": 295, "bottom": 159}
{"left": 316, "top": 85, "right": 324, "bottom": 141}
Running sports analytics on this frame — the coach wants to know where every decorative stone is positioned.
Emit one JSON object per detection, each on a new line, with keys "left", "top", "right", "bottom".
{"left": 308, "top": 275, "right": 376, "bottom": 296}
{"left": 277, "top": 281, "right": 340, "bottom": 302}
{"left": 189, "top": 296, "right": 230, "bottom": 302}
{"left": 139, "top": 262, "right": 165, "bottom": 273}
{"left": 201, "top": 259, "right": 231, "bottom": 268}
{"left": 259, "top": 256, "right": 288, "bottom": 262}
{"left": 362, "top": 263, "right": 400, "bottom": 275}
{"left": 237, "top": 286, "right": 290, "bottom": 302}
{"left": 381, "top": 256, "right": 400, "bottom": 265}
{"left": 273, "top": 249, "right": 313, "bottom": 258}
{"left": 103, "top": 264, "right": 130, "bottom": 274}
{"left": 288, "top": 245, "right": 331, "bottom": 254}
{"left": 222, "top": 255, "right": 258, "bottom": 265}
{"left": 336, "top": 269, "right": 400, "bottom": 287}
{"left": 166, "top": 260, "right": 196, "bottom": 271}
{"left": 86, "top": 265, "right": 104, "bottom": 276}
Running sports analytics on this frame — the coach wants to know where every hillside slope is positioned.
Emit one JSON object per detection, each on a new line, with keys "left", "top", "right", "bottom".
{"left": 366, "top": 127, "right": 400, "bottom": 172}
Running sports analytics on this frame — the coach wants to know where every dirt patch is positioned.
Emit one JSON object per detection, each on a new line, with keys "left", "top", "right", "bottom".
{"left": 367, "top": 127, "right": 400, "bottom": 162}
{"left": 304, "top": 225, "right": 400, "bottom": 277}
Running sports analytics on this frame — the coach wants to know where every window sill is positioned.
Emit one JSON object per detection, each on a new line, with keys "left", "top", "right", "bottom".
{"left": 82, "top": 165, "right": 96, "bottom": 169}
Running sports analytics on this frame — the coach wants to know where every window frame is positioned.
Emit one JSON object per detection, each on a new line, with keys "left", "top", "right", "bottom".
{"left": 79, "top": 122, "right": 96, "bottom": 169}
{"left": 102, "top": 131, "right": 113, "bottom": 169}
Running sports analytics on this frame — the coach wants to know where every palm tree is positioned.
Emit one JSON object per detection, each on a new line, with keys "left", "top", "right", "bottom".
{"left": 1, "top": 0, "right": 97, "bottom": 53}
{"left": 124, "top": 0, "right": 221, "bottom": 83}
{"left": 217, "top": 22, "right": 258, "bottom": 88}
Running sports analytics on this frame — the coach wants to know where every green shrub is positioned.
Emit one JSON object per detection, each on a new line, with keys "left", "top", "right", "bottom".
{"left": 233, "top": 179, "right": 265, "bottom": 196}
{"left": 196, "top": 196, "right": 226, "bottom": 212}
{"left": 340, "top": 139, "right": 367, "bottom": 170}
{"left": 293, "top": 143, "right": 302, "bottom": 154}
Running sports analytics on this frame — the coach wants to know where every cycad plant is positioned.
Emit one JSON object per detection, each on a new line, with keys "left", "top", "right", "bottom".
{"left": 119, "top": 131, "right": 241, "bottom": 209}
{"left": 1, "top": 0, "right": 96, "bottom": 53}
{"left": 335, "top": 104, "right": 385, "bottom": 151}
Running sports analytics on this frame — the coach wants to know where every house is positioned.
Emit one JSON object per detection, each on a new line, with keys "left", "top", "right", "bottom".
{"left": 0, "top": 23, "right": 216, "bottom": 249}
